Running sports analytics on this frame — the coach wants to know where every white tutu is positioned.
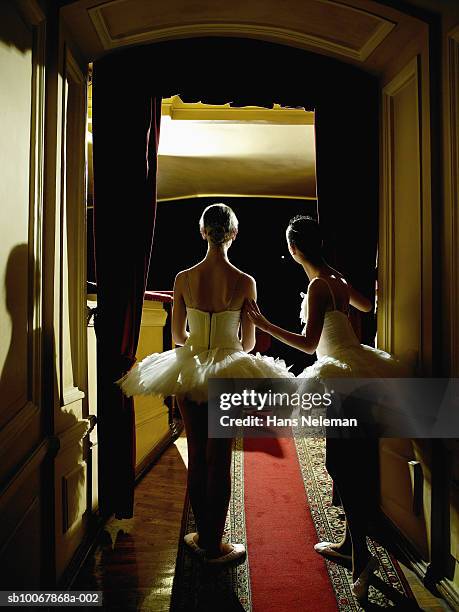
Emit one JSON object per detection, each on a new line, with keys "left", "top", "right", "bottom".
{"left": 116, "top": 307, "right": 293, "bottom": 404}
{"left": 298, "top": 341, "right": 406, "bottom": 381}
{"left": 296, "top": 287, "right": 412, "bottom": 436}
{"left": 297, "top": 289, "right": 407, "bottom": 381}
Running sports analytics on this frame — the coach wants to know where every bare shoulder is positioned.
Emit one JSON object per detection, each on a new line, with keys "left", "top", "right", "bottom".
{"left": 174, "top": 270, "right": 185, "bottom": 286}
{"left": 238, "top": 271, "right": 256, "bottom": 291}
{"left": 308, "top": 277, "right": 330, "bottom": 302}
{"left": 241, "top": 271, "right": 256, "bottom": 285}
{"left": 332, "top": 273, "right": 372, "bottom": 312}
{"left": 174, "top": 268, "right": 192, "bottom": 290}
{"left": 229, "top": 268, "right": 255, "bottom": 300}
{"left": 175, "top": 262, "right": 200, "bottom": 280}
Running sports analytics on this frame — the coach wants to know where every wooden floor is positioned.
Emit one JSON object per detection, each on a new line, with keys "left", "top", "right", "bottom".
{"left": 73, "top": 433, "right": 451, "bottom": 611}
{"left": 400, "top": 563, "right": 451, "bottom": 612}
{"left": 73, "top": 436, "right": 188, "bottom": 611}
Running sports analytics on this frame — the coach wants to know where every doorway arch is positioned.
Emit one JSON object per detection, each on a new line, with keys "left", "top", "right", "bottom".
{"left": 91, "top": 36, "right": 379, "bottom": 518}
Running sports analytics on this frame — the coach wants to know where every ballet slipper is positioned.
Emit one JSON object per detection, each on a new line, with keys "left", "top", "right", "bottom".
{"left": 314, "top": 541, "right": 352, "bottom": 562}
{"left": 204, "top": 543, "right": 246, "bottom": 565}
{"left": 183, "top": 532, "right": 206, "bottom": 557}
{"left": 351, "top": 556, "right": 379, "bottom": 604}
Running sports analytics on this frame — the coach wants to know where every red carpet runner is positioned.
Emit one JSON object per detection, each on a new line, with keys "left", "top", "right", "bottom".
{"left": 244, "top": 437, "right": 338, "bottom": 611}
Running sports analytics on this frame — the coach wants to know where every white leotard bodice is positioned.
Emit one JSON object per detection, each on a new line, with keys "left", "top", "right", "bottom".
{"left": 116, "top": 273, "right": 294, "bottom": 403}
{"left": 316, "top": 311, "right": 360, "bottom": 358}
{"left": 184, "top": 269, "right": 244, "bottom": 351}
{"left": 185, "top": 307, "right": 243, "bottom": 351}
{"left": 300, "top": 278, "right": 360, "bottom": 359}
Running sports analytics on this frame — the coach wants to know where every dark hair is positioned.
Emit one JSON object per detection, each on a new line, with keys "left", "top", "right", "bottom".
{"left": 199, "top": 203, "right": 238, "bottom": 245}
{"left": 286, "top": 215, "right": 323, "bottom": 263}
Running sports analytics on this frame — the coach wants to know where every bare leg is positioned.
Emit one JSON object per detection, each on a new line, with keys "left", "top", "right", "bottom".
{"left": 177, "top": 396, "right": 234, "bottom": 557}
{"left": 203, "top": 437, "right": 233, "bottom": 557}
{"left": 324, "top": 441, "right": 352, "bottom": 556}
{"left": 333, "top": 482, "right": 370, "bottom": 580}
{"left": 326, "top": 438, "right": 374, "bottom": 579}
{"left": 176, "top": 396, "right": 208, "bottom": 541}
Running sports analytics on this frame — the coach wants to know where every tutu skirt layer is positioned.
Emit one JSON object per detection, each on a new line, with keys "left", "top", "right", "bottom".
{"left": 298, "top": 343, "right": 407, "bottom": 381}
{"left": 116, "top": 345, "right": 293, "bottom": 404}
{"left": 298, "top": 343, "right": 413, "bottom": 439}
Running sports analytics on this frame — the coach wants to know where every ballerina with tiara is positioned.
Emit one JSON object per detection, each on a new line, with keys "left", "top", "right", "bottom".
{"left": 245, "top": 214, "right": 406, "bottom": 604}
{"left": 116, "top": 203, "right": 293, "bottom": 564}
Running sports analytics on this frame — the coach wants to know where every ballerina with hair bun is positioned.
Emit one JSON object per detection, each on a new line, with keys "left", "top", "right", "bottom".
{"left": 116, "top": 203, "right": 293, "bottom": 564}
{"left": 245, "top": 214, "right": 406, "bottom": 604}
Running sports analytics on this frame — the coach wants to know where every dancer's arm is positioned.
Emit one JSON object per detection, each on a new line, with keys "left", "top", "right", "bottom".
{"left": 240, "top": 275, "right": 257, "bottom": 353}
{"left": 244, "top": 281, "right": 328, "bottom": 355}
{"left": 171, "top": 272, "right": 189, "bottom": 345}
{"left": 327, "top": 265, "right": 372, "bottom": 312}
{"left": 348, "top": 284, "right": 372, "bottom": 312}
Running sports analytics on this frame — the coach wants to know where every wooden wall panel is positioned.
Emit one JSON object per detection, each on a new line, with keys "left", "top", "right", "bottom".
{"left": 378, "top": 49, "right": 433, "bottom": 563}
{"left": 443, "top": 27, "right": 459, "bottom": 376}
{"left": 379, "top": 57, "right": 423, "bottom": 370}
{"left": 52, "top": 41, "right": 91, "bottom": 582}
{"left": 0, "top": 3, "right": 33, "bottom": 431}
{"left": 0, "top": 0, "right": 46, "bottom": 589}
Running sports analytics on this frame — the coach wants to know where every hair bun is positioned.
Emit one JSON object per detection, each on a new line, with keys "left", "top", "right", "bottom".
{"left": 199, "top": 203, "right": 239, "bottom": 246}
{"left": 287, "top": 215, "right": 323, "bottom": 263}
{"left": 207, "top": 224, "right": 227, "bottom": 245}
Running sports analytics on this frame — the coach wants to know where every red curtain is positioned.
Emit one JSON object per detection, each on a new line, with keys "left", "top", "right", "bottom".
{"left": 92, "top": 55, "right": 161, "bottom": 518}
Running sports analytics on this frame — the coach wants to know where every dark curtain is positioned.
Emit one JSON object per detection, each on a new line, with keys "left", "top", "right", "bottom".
{"left": 315, "top": 94, "right": 379, "bottom": 345}
{"left": 92, "top": 54, "right": 161, "bottom": 518}
{"left": 149, "top": 38, "right": 379, "bottom": 346}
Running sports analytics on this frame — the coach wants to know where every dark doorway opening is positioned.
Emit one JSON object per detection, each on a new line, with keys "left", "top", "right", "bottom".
{"left": 88, "top": 35, "right": 380, "bottom": 383}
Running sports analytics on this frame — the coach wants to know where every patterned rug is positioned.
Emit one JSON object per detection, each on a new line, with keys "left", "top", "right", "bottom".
{"left": 294, "top": 436, "right": 416, "bottom": 610}
{"left": 170, "top": 438, "right": 252, "bottom": 611}
{"left": 171, "top": 436, "right": 416, "bottom": 611}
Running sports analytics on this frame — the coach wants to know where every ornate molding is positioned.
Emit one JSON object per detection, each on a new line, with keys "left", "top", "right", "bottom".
{"left": 30, "top": 18, "right": 46, "bottom": 409}
{"left": 57, "top": 419, "right": 91, "bottom": 451}
{"left": 62, "top": 386, "right": 85, "bottom": 408}
{"left": 15, "top": 0, "right": 45, "bottom": 26}
{"left": 438, "top": 576, "right": 459, "bottom": 611}
{"left": 88, "top": 0, "right": 395, "bottom": 62}
{"left": 162, "top": 96, "right": 315, "bottom": 124}
{"left": 380, "top": 57, "right": 421, "bottom": 361}
{"left": 60, "top": 45, "right": 88, "bottom": 402}
{"left": 446, "top": 27, "right": 459, "bottom": 376}
{"left": 158, "top": 192, "right": 317, "bottom": 203}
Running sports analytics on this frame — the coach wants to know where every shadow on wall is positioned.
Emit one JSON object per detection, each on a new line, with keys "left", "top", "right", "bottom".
{"left": 0, "top": 244, "right": 30, "bottom": 430}
{"left": 0, "top": 3, "right": 34, "bottom": 54}
{"left": 0, "top": 243, "right": 89, "bottom": 589}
